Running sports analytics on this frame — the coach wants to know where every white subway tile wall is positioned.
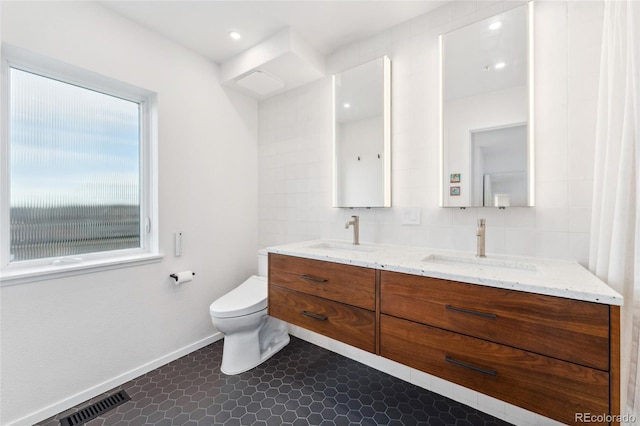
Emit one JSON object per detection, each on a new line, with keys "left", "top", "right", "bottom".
{"left": 258, "top": 0, "right": 602, "bottom": 266}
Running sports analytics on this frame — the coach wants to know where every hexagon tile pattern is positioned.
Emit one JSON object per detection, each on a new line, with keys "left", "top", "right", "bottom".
{"left": 37, "top": 336, "right": 512, "bottom": 426}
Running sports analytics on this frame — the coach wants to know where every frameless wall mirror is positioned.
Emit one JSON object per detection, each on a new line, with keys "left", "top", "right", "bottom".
{"left": 333, "top": 56, "right": 391, "bottom": 208}
{"left": 440, "top": 2, "right": 533, "bottom": 208}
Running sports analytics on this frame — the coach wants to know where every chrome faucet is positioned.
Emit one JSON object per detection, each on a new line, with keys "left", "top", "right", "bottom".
{"left": 345, "top": 215, "right": 360, "bottom": 245}
{"left": 476, "top": 218, "right": 486, "bottom": 257}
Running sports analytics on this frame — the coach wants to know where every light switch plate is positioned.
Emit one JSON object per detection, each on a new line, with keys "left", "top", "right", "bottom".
{"left": 401, "top": 207, "right": 421, "bottom": 225}
{"left": 175, "top": 232, "right": 183, "bottom": 256}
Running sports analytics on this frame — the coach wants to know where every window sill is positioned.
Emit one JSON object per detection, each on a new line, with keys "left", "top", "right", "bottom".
{"left": 0, "top": 253, "right": 164, "bottom": 287}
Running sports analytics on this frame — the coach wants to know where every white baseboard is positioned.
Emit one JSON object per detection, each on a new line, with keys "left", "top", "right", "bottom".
{"left": 6, "top": 333, "right": 223, "bottom": 426}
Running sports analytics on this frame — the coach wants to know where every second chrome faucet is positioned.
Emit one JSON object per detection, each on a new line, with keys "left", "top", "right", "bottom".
{"left": 345, "top": 215, "right": 360, "bottom": 245}
{"left": 476, "top": 218, "right": 486, "bottom": 257}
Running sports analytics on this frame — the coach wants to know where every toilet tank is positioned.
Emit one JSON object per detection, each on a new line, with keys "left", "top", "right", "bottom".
{"left": 258, "top": 249, "right": 268, "bottom": 277}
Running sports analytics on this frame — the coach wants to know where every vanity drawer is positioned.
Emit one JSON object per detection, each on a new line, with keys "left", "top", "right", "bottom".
{"left": 380, "top": 271, "right": 610, "bottom": 370}
{"left": 269, "top": 254, "right": 376, "bottom": 310}
{"left": 269, "top": 285, "right": 375, "bottom": 353}
{"left": 380, "top": 315, "right": 610, "bottom": 426}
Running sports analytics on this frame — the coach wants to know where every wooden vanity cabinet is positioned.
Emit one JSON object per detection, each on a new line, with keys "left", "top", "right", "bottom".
{"left": 381, "top": 315, "right": 610, "bottom": 424}
{"left": 267, "top": 254, "right": 620, "bottom": 425}
{"left": 268, "top": 254, "right": 376, "bottom": 353}
{"left": 380, "top": 271, "right": 610, "bottom": 370}
{"left": 380, "top": 270, "right": 618, "bottom": 426}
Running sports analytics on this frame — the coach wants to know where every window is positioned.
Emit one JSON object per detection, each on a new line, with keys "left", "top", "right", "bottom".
{"left": 1, "top": 47, "right": 159, "bottom": 280}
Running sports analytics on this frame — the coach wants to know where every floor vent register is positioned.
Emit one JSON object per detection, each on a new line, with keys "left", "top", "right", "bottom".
{"left": 59, "top": 390, "right": 131, "bottom": 426}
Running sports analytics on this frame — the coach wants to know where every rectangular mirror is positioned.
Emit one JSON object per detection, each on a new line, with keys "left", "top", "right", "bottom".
{"left": 333, "top": 56, "right": 391, "bottom": 208}
{"left": 440, "top": 3, "right": 533, "bottom": 207}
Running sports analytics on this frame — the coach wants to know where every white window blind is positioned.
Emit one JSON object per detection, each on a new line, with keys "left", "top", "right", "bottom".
{"left": 8, "top": 67, "right": 142, "bottom": 262}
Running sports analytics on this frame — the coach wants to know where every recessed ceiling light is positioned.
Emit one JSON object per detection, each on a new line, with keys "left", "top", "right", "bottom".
{"left": 495, "top": 62, "right": 506, "bottom": 70}
{"left": 229, "top": 31, "right": 242, "bottom": 40}
{"left": 489, "top": 21, "right": 502, "bottom": 30}
{"left": 343, "top": 103, "right": 351, "bottom": 108}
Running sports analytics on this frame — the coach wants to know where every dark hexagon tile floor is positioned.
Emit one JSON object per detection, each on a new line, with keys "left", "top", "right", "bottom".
{"left": 37, "top": 336, "right": 513, "bottom": 426}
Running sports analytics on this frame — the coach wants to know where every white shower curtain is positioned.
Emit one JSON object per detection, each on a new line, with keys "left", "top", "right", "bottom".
{"left": 589, "top": 0, "right": 639, "bottom": 423}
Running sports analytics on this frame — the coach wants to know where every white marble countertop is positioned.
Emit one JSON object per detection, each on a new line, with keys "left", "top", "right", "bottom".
{"left": 266, "top": 239, "right": 623, "bottom": 306}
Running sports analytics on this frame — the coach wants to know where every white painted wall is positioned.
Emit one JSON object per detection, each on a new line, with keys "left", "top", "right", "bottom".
{"left": 0, "top": 2, "right": 258, "bottom": 424}
{"left": 258, "top": 0, "right": 602, "bottom": 266}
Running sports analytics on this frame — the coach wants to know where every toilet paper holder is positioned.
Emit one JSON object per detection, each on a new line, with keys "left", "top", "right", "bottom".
{"left": 169, "top": 271, "right": 195, "bottom": 281}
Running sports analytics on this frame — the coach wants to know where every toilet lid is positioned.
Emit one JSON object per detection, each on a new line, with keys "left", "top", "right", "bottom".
{"left": 209, "top": 275, "right": 268, "bottom": 318}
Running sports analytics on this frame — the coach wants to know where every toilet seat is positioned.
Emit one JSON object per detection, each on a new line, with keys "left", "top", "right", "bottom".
{"left": 210, "top": 275, "right": 267, "bottom": 318}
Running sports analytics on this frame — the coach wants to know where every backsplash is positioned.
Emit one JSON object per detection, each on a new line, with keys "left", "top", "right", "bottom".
{"left": 258, "top": 0, "right": 603, "bottom": 266}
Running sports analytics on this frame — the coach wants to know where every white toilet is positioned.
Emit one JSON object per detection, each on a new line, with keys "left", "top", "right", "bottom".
{"left": 209, "top": 251, "right": 289, "bottom": 375}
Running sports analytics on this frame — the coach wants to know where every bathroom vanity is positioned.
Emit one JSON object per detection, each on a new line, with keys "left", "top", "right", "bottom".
{"left": 269, "top": 255, "right": 376, "bottom": 352}
{"left": 267, "top": 240, "right": 622, "bottom": 426}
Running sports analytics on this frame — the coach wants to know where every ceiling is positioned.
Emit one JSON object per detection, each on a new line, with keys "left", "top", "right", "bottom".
{"left": 99, "top": 1, "right": 448, "bottom": 65}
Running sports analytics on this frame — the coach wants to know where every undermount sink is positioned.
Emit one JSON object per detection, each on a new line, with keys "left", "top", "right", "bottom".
{"left": 422, "top": 254, "right": 538, "bottom": 272}
{"left": 306, "top": 242, "right": 378, "bottom": 253}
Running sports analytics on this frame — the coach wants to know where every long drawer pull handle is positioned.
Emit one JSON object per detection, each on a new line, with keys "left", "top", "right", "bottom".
{"left": 445, "top": 304, "right": 497, "bottom": 319}
{"left": 445, "top": 356, "right": 497, "bottom": 376}
{"left": 300, "top": 274, "right": 328, "bottom": 283}
{"left": 301, "top": 311, "right": 328, "bottom": 321}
